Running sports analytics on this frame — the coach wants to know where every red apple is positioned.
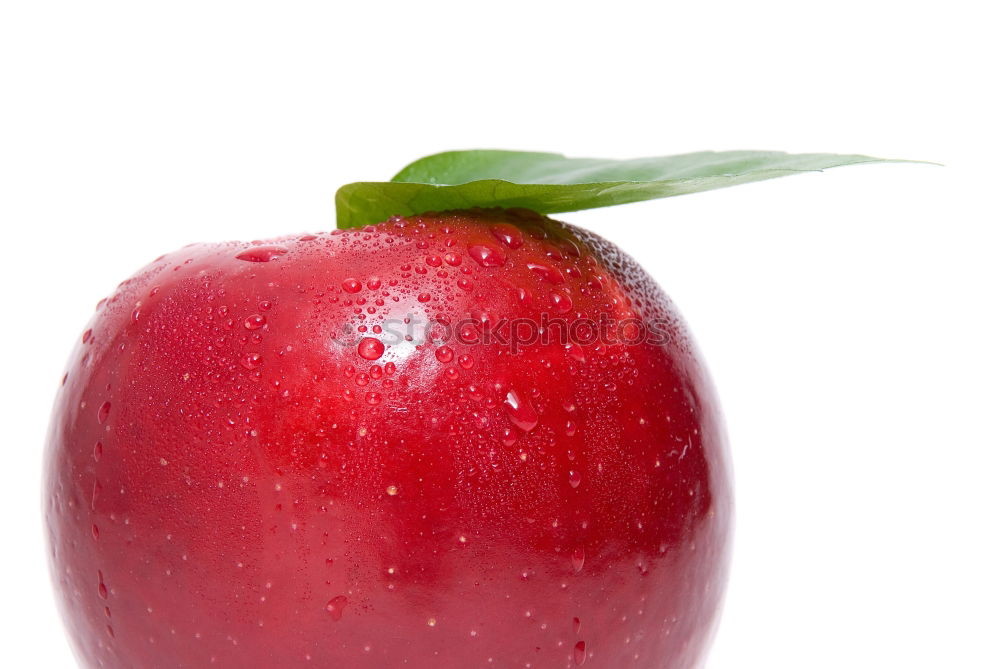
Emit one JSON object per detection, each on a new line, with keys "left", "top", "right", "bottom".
{"left": 44, "top": 208, "right": 732, "bottom": 668}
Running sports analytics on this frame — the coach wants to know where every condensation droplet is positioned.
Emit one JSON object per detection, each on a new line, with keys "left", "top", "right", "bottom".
{"left": 569, "top": 470, "right": 582, "bottom": 489}
{"left": 325, "top": 595, "right": 349, "bottom": 621}
{"left": 342, "top": 278, "right": 363, "bottom": 294}
{"left": 571, "top": 546, "right": 585, "bottom": 573}
{"left": 357, "top": 337, "right": 385, "bottom": 361}
{"left": 468, "top": 244, "right": 506, "bottom": 268}
{"left": 504, "top": 389, "right": 538, "bottom": 432}
{"left": 236, "top": 246, "right": 288, "bottom": 262}
{"left": 549, "top": 289, "right": 574, "bottom": 314}
{"left": 435, "top": 346, "right": 454, "bottom": 363}
{"left": 244, "top": 314, "right": 266, "bottom": 330}
{"left": 574, "top": 640, "right": 587, "bottom": 665}
{"left": 241, "top": 352, "right": 263, "bottom": 370}
{"left": 527, "top": 262, "right": 565, "bottom": 284}
{"left": 491, "top": 223, "right": 524, "bottom": 249}
{"left": 97, "top": 402, "right": 111, "bottom": 424}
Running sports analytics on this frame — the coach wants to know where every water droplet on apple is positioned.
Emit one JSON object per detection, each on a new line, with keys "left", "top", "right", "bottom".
{"left": 236, "top": 246, "right": 288, "bottom": 262}
{"left": 504, "top": 389, "right": 538, "bottom": 432}
{"left": 491, "top": 223, "right": 524, "bottom": 249}
{"left": 549, "top": 289, "right": 574, "bottom": 314}
{"left": 568, "top": 470, "right": 582, "bottom": 488}
{"left": 468, "top": 244, "right": 506, "bottom": 267}
{"left": 566, "top": 343, "right": 586, "bottom": 363}
{"left": 574, "top": 640, "right": 587, "bottom": 665}
{"left": 241, "top": 352, "right": 263, "bottom": 370}
{"left": 571, "top": 546, "right": 585, "bottom": 573}
{"left": 357, "top": 337, "right": 385, "bottom": 361}
{"left": 573, "top": 616, "right": 582, "bottom": 635}
{"left": 560, "top": 238, "right": 581, "bottom": 258}
{"left": 325, "top": 595, "right": 349, "bottom": 621}
{"left": 244, "top": 314, "right": 266, "bottom": 330}
{"left": 342, "top": 278, "right": 363, "bottom": 294}
{"left": 527, "top": 262, "right": 565, "bottom": 284}
{"left": 97, "top": 402, "right": 111, "bottom": 424}
{"left": 435, "top": 346, "right": 454, "bottom": 363}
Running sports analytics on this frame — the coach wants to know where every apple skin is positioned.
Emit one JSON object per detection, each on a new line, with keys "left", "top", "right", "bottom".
{"left": 44, "top": 208, "right": 732, "bottom": 669}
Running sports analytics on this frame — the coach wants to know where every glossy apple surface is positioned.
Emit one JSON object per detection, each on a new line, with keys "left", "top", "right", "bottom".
{"left": 44, "top": 208, "right": 732, "bottom": 668}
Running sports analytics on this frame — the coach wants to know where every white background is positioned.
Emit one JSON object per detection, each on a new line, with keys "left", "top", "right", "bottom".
{"left": 2, "top": 2, "right": 997, "bottom": 667}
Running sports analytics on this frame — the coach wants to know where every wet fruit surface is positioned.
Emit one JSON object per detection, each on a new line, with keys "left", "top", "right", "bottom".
{"left": 44, "top": 208, "right": 732, "bottom": 668}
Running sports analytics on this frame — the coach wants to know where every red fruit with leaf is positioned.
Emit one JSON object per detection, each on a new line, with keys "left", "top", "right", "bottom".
{"left": 44, "top": 150, "right": 906, "bottom": 668}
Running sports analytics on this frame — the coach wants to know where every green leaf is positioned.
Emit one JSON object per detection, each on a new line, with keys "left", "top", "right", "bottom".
{"left": 335, "top": 149, "right": 926, "bottom": 229}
